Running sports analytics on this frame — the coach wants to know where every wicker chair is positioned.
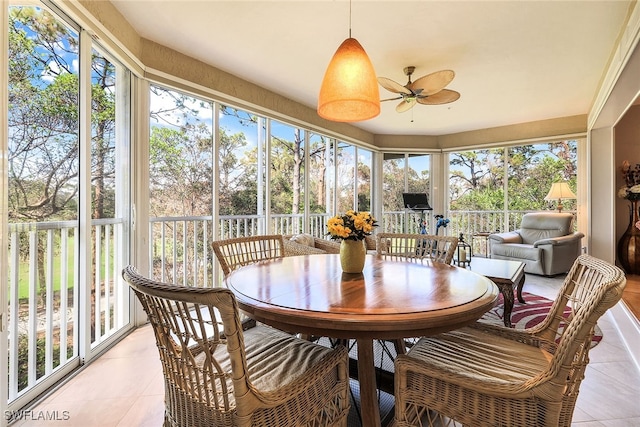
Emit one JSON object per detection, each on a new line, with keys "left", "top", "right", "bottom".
{"left": 123, "top": 265, "right": 350, "bottom": 427}
{"left": 212, "top": 235, "right": 284, "bottom": 277}
{"left": 376, "top": 233, "right": 458, "bottom": 265}
{"left": 393, "top": 254, "right": 626, "bottom": 427}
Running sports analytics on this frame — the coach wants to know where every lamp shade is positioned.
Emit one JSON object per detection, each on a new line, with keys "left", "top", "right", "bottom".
{"left": 544, "top": 182, "right": 576, "bottom": 201}
{"left": 317, "top": 37, "right": 380, "bottom": 122}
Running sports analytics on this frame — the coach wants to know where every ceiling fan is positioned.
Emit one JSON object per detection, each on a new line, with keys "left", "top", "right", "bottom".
{"left": 378, "top": 66, "right": 460, "bottom": 113}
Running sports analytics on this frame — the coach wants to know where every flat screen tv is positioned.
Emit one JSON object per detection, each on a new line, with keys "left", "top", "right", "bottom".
{"left": 402, "top": 193, "right": 432, "bottom": 211}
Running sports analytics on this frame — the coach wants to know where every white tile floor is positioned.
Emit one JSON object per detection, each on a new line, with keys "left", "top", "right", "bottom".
{"left": 12, "top": 273, "right": 640, "bottom": 427}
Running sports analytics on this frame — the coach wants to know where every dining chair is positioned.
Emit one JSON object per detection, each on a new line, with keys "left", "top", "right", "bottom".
{"left": 122, "top": 265, "right": 350, "bottom": 427}
{"left": 374, "top": 233, "right": 459, "bottom": 361}
{"left": 393, "top": 254, "right": 626, "bottom": 427}
{"left": 376, "top": 233, "right": 458, "bottom": 265}
{"left": 212, "top": 234, "right": 284, "bottom": 277}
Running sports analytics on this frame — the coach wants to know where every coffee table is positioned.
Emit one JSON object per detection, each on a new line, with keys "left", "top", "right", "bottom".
{"left": 467, "top": 257, "right": 526, "bottom": 327}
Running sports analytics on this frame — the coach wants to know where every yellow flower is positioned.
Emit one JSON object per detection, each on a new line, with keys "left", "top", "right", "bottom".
{"left": 326, "top": 211, "right": 378, "bottom": 241}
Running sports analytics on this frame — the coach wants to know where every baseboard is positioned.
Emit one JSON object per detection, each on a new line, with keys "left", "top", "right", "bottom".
{"left": 610, "top": 301, "right": 640, "bottom": 373}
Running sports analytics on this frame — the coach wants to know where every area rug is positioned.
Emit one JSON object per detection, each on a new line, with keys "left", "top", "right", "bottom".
{"left": 479, "top": 291, "right": 603, "bottom": 347}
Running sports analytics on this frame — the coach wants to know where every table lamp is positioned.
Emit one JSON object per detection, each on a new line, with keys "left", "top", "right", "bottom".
{"left": 544, "top": 182, "right": 576, "bottom": 212}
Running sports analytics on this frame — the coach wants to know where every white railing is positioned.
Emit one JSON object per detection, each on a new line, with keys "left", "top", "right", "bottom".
{"left": 148, "top": 213, "right": 334, "bottom": 285}
{"left": 146, "top": 210, "right": 543, "bottom": 287}
{"left": 7, "top": 218, "right": 127, "bottom": 401}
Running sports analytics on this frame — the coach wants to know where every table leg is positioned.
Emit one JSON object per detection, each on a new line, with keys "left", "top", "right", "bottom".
{"left": 356, "top": 338, "right": 381, "bottom": 427}
{"left": 516, "top": 274, "right": 526, "bottom": 303}
{"left": 500, "top": 284, "right": 515, "bottom": 328}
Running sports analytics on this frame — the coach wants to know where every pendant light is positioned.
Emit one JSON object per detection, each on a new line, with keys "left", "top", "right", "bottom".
{"left": 317, "top": 0, "right": 380, "bottom": 122}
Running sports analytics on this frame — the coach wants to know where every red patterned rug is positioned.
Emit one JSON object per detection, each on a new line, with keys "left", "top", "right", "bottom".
{"left": 479, "top": 291, "right": 603, "bottom": 347}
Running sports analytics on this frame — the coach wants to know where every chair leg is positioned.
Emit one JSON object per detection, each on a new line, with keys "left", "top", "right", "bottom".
{"left": 393, "top": 338, "right": 406, "bottom": 355}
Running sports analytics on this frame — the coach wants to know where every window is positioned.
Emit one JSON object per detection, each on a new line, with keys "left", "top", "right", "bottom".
{"left": 6, "top": 4, "right": 132, "bottom": 406}
{"left": 448, "top": 141, "right": 578, "bottom": 238}
{"left": 382, "top": 153, "right": 431, "bottom": 233}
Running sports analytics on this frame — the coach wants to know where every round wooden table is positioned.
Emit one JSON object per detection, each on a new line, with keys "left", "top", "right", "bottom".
{"left": 225, "top": 253, "right": 498, "bottom": 427}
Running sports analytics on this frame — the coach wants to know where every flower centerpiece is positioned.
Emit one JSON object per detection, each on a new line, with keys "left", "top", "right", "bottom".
{"left": 327, "top": 210, "right": 378, "bottom": 273}
{"left": 618, "top": 160, "right": 640, "bottom": 201}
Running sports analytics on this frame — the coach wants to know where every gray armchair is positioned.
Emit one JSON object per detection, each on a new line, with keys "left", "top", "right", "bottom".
{"left": 489, "top": 212, "right": 584, "bottom": 276}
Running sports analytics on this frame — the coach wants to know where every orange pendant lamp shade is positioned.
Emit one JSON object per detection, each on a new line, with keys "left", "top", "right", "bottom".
{"left": 318, "top": 37, "right": 380, "bottom": 122}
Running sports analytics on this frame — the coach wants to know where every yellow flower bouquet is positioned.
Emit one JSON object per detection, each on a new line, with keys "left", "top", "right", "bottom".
{"left": 327, "top": 210, "right": 377, "bottom": 241}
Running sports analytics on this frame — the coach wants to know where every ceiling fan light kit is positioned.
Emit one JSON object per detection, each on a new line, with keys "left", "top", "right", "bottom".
{"left": 318, "top": 37, "right": 380, "bottom": 122}
{"left": 379, "top": 66, "right": 461, "bottom": 113}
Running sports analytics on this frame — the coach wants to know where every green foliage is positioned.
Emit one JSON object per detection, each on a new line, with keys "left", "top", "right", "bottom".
{"left": 17, "top": 333, "right": 74, "bottom": 392}
{"left": 450, "top": 142, "right": 577, "bottom": 212}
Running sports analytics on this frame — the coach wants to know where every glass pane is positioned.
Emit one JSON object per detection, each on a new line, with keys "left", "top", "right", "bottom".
{"left": 337, "top": 143, "right": 355, "bottom": 213}
{"left": 449, "top": 149, "right": 505, "bottom": 238}
{"left": 508, "top": 141, "right": 578, "bottom": 215}
{"left": 90, "top": 47, "right": 129, "bottom": 344}
{"left": 407, "top": 154, "right": 430, "bottom": 194}
{"left": 382, "top": 153, "right": 406, "bottom": 233}
{"left": 149, "top": 86, "right": 214, "bottom": 284}
{"left": 149, "top": 86, "right": 213, "bottom": 217}
{"left": 218, "top": 106, "right": 262, "bottom": 219}
{"left": 357, "top": 148, "right": 372, "bottom": 212}
{"left": 449, "top": 149, "right": 505, "bottom": 211}
{"left": 308, "top": 133, "right": 331, "bottom": 236}
{"left": 269, "top": 121, "right": 304, "bottom": 234}
{"left": 8, "top": 4, "right": 79, "bottom": 396}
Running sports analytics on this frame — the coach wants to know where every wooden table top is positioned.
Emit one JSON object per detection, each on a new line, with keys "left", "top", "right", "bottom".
{"left": 226, "top": 254, "right": 499, "bottom": 339}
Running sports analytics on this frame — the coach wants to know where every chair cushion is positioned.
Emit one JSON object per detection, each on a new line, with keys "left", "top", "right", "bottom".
{"left": 406, "top": 327, "right": 552, "bottom": 387}
{"left": 202, "top": 325, "right": 337, "bottom": 406}
{"left": 244, "top": 326, "right": 336, "bottom": 391}
{"left": 289, "top": 233, "right": 315, "bottom": 247}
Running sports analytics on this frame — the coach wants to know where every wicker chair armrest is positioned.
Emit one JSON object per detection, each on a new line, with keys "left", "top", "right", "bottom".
{"left": 313, "top": 238, "right": 341, "bottom": 254}
{"left": 469, "top": 321, "right": 556, "bottom": 351}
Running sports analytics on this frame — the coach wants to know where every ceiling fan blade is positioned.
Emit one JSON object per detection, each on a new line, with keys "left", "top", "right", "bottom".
{"left": 417, "top": 89, "right": 461, "bottom": 105}
{"left": 378, "top": 77, "right": 412, "bottom": 95}
{"left": 381, "top": 96, "right": 403, "bottom": 102}
{"left": 410, "top": 70, "right": 455, "bottom": 96}
{"left": 396, "top": 98, "right": 416, "bottom": 113}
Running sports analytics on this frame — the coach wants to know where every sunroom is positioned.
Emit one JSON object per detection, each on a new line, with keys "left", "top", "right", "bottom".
{"left": 2, "top": 1, "right": 640, "bottom": 425}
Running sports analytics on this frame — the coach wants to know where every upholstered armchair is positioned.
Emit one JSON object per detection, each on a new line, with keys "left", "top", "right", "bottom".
{"left": 489, "top": 212, "right": 584, "bottom": 276}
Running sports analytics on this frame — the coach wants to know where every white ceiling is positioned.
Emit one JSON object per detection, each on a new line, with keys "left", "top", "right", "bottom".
{"left": 110, "top": 0, "right": 632, "bottom": 136}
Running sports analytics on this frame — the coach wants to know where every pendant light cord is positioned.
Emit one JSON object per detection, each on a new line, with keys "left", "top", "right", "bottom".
{"left": 349, "top": 0, "right": 352, "bottom": 38}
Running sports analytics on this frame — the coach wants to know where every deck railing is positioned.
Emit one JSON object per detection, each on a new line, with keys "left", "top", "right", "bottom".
{"left": 147, "top": 209, "right": 545, "bottom": 285}
{"left": 7, "top": 218, "right": 127, "bottom": 402}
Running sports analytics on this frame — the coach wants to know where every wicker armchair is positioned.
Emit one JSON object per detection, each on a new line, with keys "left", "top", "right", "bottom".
{"left": 376, "top": 233, "right": 458, "bottom": 265}
{"left": 393, "top": 254, "right": 626, "bottom": 427}
{"left": 123, "top": 265, "right": 350, "bottom": 427}
{"left": 212, "top": 235, "right": 284, "bottom": 277}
